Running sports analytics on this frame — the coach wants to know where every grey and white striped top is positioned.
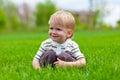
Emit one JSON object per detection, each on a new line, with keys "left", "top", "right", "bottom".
{"left": 34, "top": 38, "right": 84, "bottom": 60}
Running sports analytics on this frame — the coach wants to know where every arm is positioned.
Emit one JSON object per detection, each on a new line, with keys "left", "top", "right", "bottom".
{"left": 54, "top": 57, "right": 86, "bottom": 68}
{"left": 65, "top": 57, "right": 86, "bottom": 67}
{"left": 32, "top": 40, "right": 48, "bottom": 70}
{"left": 32, "top": 58, "right": 41, "bottom": 70}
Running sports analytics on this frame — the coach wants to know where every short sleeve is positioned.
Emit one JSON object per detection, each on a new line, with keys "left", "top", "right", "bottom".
{"left": 34, "top": 39, "right": 51, "bottom": 60}
{"left": 66, "top": 40, "right": 84, "bottom": 59}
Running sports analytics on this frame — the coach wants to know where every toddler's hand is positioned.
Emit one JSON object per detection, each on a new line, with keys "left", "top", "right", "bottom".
{"left": 32, "top": 59, "right": 40, "bottom": 70}
{"left": 54, "top": 58, "right": 65, "bottom": 67}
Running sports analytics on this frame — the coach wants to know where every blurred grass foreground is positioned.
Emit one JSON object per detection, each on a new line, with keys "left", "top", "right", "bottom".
{"left": 0, "top": 30, "right": 120, "bottom": 80}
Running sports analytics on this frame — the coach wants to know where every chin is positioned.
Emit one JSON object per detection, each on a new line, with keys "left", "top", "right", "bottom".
{"left": 52, "top": 39, "right": 60, "bottom": 43}
{"left": 53, "top": 39, "right": 58, "bottom": 42}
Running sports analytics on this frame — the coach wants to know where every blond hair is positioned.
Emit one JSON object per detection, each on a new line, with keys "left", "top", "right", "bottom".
{"left": 49, "top": 10, "right": 75, "bottom": 30}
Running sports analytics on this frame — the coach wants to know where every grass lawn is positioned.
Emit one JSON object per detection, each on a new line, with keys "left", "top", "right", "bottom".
{"left": 0, "top": 30, "right": 120, "bottom": 80}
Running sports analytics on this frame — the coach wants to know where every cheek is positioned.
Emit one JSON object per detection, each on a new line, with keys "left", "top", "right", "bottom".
{"left": 48, "top": 30, "right": 51, "bottom": 35}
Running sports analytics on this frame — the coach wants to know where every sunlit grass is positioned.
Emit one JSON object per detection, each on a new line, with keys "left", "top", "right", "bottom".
{"left": 0, "top": 30, "right": 120, "bottom": 80}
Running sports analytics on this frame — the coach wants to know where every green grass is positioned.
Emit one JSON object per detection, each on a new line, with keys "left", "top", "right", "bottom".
{"left": 0, "top": 30, "right": 120, "bottom": 80}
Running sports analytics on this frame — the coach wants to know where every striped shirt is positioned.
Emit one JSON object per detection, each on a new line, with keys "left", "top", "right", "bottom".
{"left": 34, "top": 38, "right": 84, "bottom": 60}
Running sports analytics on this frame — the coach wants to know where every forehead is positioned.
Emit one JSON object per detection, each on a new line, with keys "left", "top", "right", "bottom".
{"left": 49, "top": 25, "right": 65, "bottom": 30}
{"left": 49, "top": 24, "right": 67, "bottom": 30}
{"left": 49, "top": 23, "right": 61, "bottom": 28}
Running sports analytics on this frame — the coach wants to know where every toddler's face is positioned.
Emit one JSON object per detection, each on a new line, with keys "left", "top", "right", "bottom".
{"left": 48, "top": 25, "right": 72, "bottom": 44}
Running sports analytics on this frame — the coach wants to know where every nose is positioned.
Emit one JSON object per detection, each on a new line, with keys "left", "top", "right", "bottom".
{"left": 51, "top": 29, "right": 56, "bottom": 34}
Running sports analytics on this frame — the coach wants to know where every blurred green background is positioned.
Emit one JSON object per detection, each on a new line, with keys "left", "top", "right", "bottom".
{"left": 0, "top": 0, "right": 120, "bottom": 34}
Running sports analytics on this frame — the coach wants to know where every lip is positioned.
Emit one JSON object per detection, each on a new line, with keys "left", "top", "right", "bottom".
{"left": 51, "top": 34, "right": 58, "bottom": 37}
{"left": 51, "top": 35, "right": 59, "bottom": 38}
{"left": 50, "top": 34, "right": 59, "bottom": 39}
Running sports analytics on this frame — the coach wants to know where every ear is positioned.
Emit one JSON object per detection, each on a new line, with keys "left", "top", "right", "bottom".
{"left": 67, "top": 29, "right": 73, "bottom": 38}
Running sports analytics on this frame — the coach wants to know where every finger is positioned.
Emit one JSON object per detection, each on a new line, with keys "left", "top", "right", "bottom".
{"left": 54, "top": 61, "right": 58, "bottom": 64}
{"left": 57, "top": 58, "right": 61, "bottom": 61}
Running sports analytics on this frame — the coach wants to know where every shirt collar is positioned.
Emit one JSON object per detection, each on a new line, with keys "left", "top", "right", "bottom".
{"left": 51, "top": 38, "right": 71, "bottom": 47}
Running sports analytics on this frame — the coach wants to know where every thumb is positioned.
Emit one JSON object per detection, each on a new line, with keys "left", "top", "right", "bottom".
{"left": 57, "top": 58, "right": 61, "bottom": 61}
